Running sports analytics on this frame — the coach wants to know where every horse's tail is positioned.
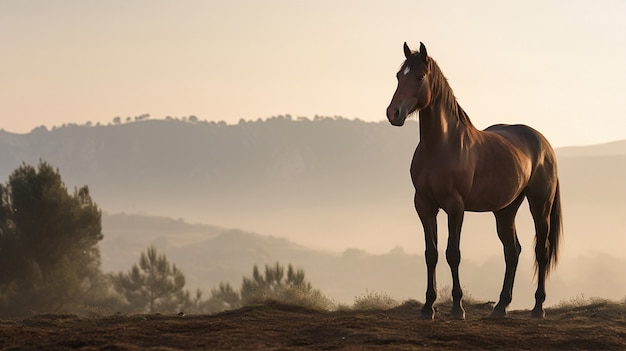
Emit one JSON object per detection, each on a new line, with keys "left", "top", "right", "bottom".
{"left": 546, "top": 180, "right": 563, "bottom": 276}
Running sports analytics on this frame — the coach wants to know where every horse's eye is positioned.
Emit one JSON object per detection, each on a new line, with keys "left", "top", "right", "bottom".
{"left": 418, "top": 74, "right": 425, "bottom": 81}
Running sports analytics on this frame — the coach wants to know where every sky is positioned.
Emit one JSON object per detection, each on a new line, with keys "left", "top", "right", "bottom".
{"left": 1, "top": 0, "right": 626, "bottom": 147}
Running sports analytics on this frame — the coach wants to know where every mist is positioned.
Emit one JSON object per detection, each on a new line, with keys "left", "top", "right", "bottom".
{"left": 1, "top": 117, "right": 625, "bottom": 310}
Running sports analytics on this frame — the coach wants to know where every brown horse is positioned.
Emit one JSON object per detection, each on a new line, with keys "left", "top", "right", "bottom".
{"left": 386, "top": 42, "right": 562, "bottom": 319}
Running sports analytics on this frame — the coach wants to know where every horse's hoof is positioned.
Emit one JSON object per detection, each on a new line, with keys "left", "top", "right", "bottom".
{"left": 531, "top": 308, "right": 545, "bottom": 319}
{"left": 489, "top": 308, "right": 507, "bottom": 318}
{"left": 419, "top": 308, "right": 435, "bottom": 320}
{"left": 450, "top": 309, "right": 466, "bottom": 320}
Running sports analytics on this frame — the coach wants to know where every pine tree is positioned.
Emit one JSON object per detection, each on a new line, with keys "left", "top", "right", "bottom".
{"left": 113, "top": 245, "right": 186, "bottom": 313}
{"left": 240, "top": 262, "right": 312, "bottom": 304}
{"left": 0, "top": 161, "right": 103, "bottom": 317}
{"left": 205, "top": 282, "right": 240, "bottom": 312}
{"left": 209, "top": 262, "right": 331, "bottom": 312}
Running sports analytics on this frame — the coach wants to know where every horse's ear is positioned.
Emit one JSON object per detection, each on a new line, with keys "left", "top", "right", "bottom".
{"left": 419, "top": 42, "right": 428, "bottom": 63}
{"left": 403, "top": 42, "right": 412, "bottom": 59}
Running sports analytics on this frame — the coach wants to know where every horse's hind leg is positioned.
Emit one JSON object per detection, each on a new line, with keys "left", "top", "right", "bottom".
{"left": 525, "top": 171, "right": 559, "bottom": 318}
{"left": 490, "top": 194, "right": 525, "bottom": 318}
{"left": 528, "top": 193, "right": 553, "bottom": 319}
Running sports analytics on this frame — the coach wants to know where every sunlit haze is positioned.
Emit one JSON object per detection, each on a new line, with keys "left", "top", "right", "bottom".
{"left": 1, "top": 1, "right": 626, "bottom": 310}
{"left": 2, "top": 1, "right": 626, "bottom": 147}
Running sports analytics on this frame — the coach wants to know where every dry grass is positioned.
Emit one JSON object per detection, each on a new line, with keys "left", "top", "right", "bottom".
{"left": 352, "top": 290, "right": 399, "bottom": 311}
{"left": 244, "top": 285, "right": 336, "bottom": 311}
{"left": 547, "top": 294, "right": 626, "bottom": 319}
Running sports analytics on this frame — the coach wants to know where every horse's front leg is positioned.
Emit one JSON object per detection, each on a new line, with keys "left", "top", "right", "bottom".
{"left": 446, "top": 207, "right": 465, "bottom": 320}
{"left": 416, "top": 204, "right": 439, "bottom": 319}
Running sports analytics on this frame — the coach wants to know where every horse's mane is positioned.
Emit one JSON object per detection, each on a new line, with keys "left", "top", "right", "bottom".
{"left": 428, "top": 58, "right": 474, "bottom": 128}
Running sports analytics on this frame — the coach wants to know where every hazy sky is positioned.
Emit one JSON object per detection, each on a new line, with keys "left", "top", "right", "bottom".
{"left": 2, "top": 1, "right": 625, "bottom": 147}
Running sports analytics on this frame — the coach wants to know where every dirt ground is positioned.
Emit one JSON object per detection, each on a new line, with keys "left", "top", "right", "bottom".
{"left": 1, "top": 300, "right": 625, "bottom": 350}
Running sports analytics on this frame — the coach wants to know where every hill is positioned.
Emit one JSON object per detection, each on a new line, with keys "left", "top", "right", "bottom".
{"left": 1, "top": 117, "right": 626, "bottom": 308}
{"left": 557, "top": 139, "right": 626, "bottom": 157}
{"left": 101, "top": 212, "right": 626, "bottom": 310}
{"left": 101, "top": 213, "right": 425, "bottom": 306}
{"left": 1, "top": 300, "right": 625, "bottom": 350}
{"left": 1, "top": 117, "right": 623, "bottom": 252}
{"left": 0, "top": 116, "right": 421, "bottom": 252}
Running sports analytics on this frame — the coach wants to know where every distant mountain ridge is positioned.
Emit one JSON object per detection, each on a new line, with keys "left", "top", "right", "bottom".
{"left": 1, "top": 116, "right": 625, "bottom": 308}
{"left": 3, "top": 117, "right": 623, "bottom": 206}
{"left": 0, "top": 117, "right": 421, "bottom": 245}
{"left": 557, "top": 139, "right": 626, "bottom": 157}
{"left": 0, "top": 116, "right": 624, "bottom": 250}
{"left": 0, "top": 116, "right": 417, "bottom": 209}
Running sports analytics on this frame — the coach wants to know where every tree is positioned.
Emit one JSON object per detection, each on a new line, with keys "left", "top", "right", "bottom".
{"left": 205, "top": 282, "right": 240, "bottom": 312}
{"left": 113, "top": 245, "right": 186, "bottom": 313}
{"left": 0, "top": 161, "right": 104, "bottom": 317}
{"left": 134, "top": 113, "right": 150, "bottom": 121}
{"left": 240, "top": 262, "right": 313, "bottom": 304}
{"left": 205, "top": 262, "right": 331, "bottom": 313}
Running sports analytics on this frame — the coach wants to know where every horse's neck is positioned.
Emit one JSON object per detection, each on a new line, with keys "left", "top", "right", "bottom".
{"left": 418, "top": 101, "right": 477, "bottom": 149}
{"left": 418, "top": 63, "right": 480, "bottom": 149}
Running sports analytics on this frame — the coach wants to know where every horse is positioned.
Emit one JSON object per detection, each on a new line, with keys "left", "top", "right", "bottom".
{"left": 386, "top": 42, "right": 562, "bottom": 319}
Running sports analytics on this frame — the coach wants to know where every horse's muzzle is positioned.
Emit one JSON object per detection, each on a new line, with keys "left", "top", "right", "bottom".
{"left": 387, "top": 105, "right": 408, "bottom": 126}
{"left": 387, "top": 98, "right": 417, "bottom": 127}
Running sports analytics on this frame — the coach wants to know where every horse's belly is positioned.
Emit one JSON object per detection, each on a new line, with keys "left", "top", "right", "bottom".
{"left": 411, "top": 148, "right": 530, "bottom": 213}
{"left": 464, "top": 200, "right": 514, "bottom": 212}
{"left": 464, "top": 184, "right": 525, "bottom": 212}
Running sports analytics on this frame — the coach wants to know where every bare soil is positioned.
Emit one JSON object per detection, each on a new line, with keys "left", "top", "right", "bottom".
{"left": 1, "top": 300, "right": 625, "bottom": 350}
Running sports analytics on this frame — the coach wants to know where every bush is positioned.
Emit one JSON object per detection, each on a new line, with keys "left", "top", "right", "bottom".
{"left": 353, "top": 290, "right": 399, "bottom": 311}
{"left": 209, "top": 262, "right": 334, "bottom": 312}
{"left": 251, "top": 283, "right": 335, "bottom": 311}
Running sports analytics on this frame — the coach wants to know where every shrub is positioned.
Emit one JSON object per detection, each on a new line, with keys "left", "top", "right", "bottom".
{"left": 353, "top": 290, "right": 399, "bottom": 311}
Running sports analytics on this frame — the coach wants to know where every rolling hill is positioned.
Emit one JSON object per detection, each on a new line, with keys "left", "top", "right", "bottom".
{"left": 1, "top": 116, "right": 625, "bottom": 307}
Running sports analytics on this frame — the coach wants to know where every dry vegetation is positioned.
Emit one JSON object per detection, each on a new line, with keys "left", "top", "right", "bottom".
{"left": 1, "top": 295, "right": 624, "bottom": 350}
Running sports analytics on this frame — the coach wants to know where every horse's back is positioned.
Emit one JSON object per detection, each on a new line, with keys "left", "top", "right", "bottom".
{"left": 484, "top": 124, "right": 555, "bottom": 162}
{"left": 484, "top": 123, "right": 547, "bottom": 146}
{"left": 484, "top": 123, "right": 558, "bottom": 192}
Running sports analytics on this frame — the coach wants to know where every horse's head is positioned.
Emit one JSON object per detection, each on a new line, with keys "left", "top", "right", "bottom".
{"left": 386, "top": 42, "right": 432, "bottom": 126}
